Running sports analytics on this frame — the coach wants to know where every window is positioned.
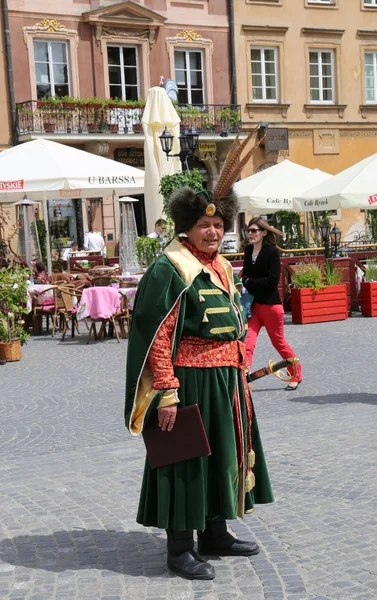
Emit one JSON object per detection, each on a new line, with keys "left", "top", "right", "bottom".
{"left": 33, "top": 40, "right": 70, "bottom": 99}
{"left": 250, "top": 47, "right": 278, "bottom": 102}
{"left": 107, "top": 46, "right": 139, "bottom": 101}
{"left": 365, "top": 52, "right": 377, "bottom": 102}
{"left": 174, "top": 49, "right": 205, "bottom": 104}
{"left": 365, "top": 0, "right": 377, "bottom": 6}
{"left": 307, "top": 0, "right": 332, "bottom": 3}
{"left": 309, "top": 50, "right": 334, "bottom": 103}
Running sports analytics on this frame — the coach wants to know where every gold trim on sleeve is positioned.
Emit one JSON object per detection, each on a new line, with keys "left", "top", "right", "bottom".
{"left": 198, "top": 289, "right": 223, "bottom": 296}
{"left": 205, "top": 307, "right": 230, "bottom": 315}
{"left": 209, "top": 326, "right": 235, "bottom": 334}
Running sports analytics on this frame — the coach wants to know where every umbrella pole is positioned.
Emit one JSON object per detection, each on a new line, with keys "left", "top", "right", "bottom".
{"left": 42, "top": 191, "right": 53, "bottom": 275}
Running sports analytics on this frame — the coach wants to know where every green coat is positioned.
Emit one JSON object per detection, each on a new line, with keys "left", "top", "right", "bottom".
{"left": 125, "top": 239, "right": 274, "bottom": 531}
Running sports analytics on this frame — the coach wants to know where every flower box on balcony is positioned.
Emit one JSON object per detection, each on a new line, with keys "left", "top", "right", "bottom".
{"left": 291, "top": 284, "right": 348, "bottom": 324}
{"left": 360, "top": 281, "right": 377, "bottom": 317}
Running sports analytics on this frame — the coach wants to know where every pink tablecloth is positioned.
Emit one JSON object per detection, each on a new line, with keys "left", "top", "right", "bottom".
{"left": 77, "top": 287, "right": 121, "bottom": 320}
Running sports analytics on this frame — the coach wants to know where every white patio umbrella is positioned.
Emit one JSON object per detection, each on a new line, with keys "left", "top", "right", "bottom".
{"left": 0, "top": 139, "right": 145, "bottom": 272}
{"left": 234, "top": 160, "right": 332, "bottom": 214}
{"left": 142, "top": 86, "right": 181, "bottom": 233}
{"left": 293, "top": 152, "right": 377, "bottom": 212}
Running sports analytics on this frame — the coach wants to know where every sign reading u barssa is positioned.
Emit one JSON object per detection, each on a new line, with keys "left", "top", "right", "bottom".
{"left": 88, "top": 176, "right": 137, "bottom": 185}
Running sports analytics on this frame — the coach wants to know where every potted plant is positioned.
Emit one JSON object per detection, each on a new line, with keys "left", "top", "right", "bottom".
{"left": 0, "top": 266, "right": 30, "bottom": 362}
{"left": 360, "top": 259, "right": 377, "bottom": 317}
{"left": 290, "top": 261, "right": 347, "bottom": 324}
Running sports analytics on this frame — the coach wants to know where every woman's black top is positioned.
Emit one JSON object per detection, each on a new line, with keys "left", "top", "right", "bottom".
{"left": 242, "top": 244, "right": 281, "bottom": 305}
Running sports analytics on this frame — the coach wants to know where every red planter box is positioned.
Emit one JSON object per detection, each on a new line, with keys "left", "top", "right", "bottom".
{"left": 360, "top": 281, "right": 377, "bottom": 317}
{"left": 291, "top": 284, "right": 348, "bottom": 324}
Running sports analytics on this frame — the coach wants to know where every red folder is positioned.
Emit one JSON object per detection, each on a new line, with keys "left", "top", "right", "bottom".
{"left": 142, "top": 404, "right": 211, "bottom": 469}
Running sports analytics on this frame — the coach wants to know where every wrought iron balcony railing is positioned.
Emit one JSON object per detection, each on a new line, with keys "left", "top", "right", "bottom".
{"left": 16, "top": 101, "right": 241, "bottom": 137}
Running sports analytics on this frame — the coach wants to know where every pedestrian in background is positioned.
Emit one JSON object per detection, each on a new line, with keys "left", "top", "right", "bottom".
{"left": 83, "top": 227, "right": 106, "bottom": 257}
{"left": 147, "top": 218, "right": 167, "bottom": 239}
{"left": 242, "top": 217, "right": 302, "bottom": 391}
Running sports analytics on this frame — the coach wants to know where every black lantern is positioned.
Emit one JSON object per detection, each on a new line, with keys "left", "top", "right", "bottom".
{"left": 330, "top": 224, "right": 341, "bottom": 256}
{"left": 319, "top": 220, "right": 331, "bottom": 258}
{"left": 159, "top": 127, "right": 174, "bottom": 156}
{"left": 319, "top": 220, "right": 331, "bottom": 244}
{"left": 159, "top": 124, "right": 200, "bottom": 170}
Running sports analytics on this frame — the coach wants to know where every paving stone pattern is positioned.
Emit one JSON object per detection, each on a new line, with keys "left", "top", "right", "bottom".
{"left": 0, "top": 314, "right": 376, "bottom": 599}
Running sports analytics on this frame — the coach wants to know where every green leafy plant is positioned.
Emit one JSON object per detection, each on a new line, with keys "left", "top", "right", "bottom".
{"left": 366, "top": 211, "right": 377, "bottom": 243}
{"left": 0, "top": 266, "right": 30, "bottom": 345}
{"left": 271, "top": 211, "right": 307, "bottom": 249}
{"left": 365, "top": 258, "right": 377, "bottom": 282}
{"left": 323, "top": 260, "right": 343, "bottom": 286}
{"left": 159, "top": 169, "right": 204, "bottom": 215}
{"left": 291, "top": 263, "right": 324, "bottom": 291}
{"left": 309, "top": 211, "right": 332, "bottom": 246}
{"left": 135, "top": 237, "right": 163, "bottom": 267}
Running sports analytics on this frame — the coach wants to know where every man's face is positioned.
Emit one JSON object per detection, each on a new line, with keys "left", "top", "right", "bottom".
{"left": 186, "top": 216, "right": 224, "bottom": 256}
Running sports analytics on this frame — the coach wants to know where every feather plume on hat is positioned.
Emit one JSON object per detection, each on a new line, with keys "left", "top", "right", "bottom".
{"left": 168, "top": 125, "right": 266, "bottom": 234}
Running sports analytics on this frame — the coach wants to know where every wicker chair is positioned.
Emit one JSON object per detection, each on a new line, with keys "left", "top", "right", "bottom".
{"left": 113, "top": 293, "right": 131, "bottom": 339}
{"left": 92, "top": 276, "right": 113, "bottom": 287}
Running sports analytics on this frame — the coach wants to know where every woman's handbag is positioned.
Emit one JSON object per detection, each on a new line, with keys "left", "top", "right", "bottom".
{"left": 240, "top": 289, "right": 254, "bottom": 319}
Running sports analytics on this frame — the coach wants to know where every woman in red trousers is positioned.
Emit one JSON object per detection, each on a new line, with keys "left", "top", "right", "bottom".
{"left": 242, "top": 217, "right": 302, "bottom": 391}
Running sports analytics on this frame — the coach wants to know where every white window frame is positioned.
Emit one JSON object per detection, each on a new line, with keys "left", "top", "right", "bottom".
{"left": 309, "top": 49, "right": 335, "bottom": 104}
{"left": 174, "top": 48, "right": 206, "bottom": 105}
{"left": 33, "top": 39, "right": 71, "bottom": 98}
{"left": 364, "top": 0, "right": 377, "bottom": 6}
{"left": 307, "top": 0, "right": 332, "bottom": 4}
{"left": 364, "top": 51, "right": 377, "bottom": 103}
{"left": 250, "top": 46, "right": 279, "bottom": 103}
{"left": 107, "top": 44, "right": 140, "bottom": 101}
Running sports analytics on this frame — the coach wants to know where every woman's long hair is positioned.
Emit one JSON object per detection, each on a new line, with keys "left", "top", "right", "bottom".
{"left": 247, "top": 217, "right": 283, "bottom": 247}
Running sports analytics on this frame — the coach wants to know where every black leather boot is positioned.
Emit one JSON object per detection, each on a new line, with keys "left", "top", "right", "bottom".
{"left": 197, "top": 517, "right": 259, "bottom": 557}
{"left": 166, "top": 528, "right": 215, "bottom": 580}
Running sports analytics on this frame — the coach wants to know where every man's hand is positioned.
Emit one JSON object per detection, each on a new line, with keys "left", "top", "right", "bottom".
{"left": 158, "top": 405, "right": 177, "bottom": 432}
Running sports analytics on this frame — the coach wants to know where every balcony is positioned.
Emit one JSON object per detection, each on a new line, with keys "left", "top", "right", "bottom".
{"left": 16, "top": 101, "right": 242, "bottom": 141}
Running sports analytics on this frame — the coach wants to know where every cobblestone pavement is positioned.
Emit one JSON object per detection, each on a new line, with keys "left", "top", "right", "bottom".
{"left": 0, "top": 314, "right": 377, "bottom": 600}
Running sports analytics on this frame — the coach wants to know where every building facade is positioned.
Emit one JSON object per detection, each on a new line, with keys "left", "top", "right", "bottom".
{"left": 7, "top": 0, "right": 236, "bottom": 255}
{"left": 234, "top": 0, "right": 377, "bottom": 241}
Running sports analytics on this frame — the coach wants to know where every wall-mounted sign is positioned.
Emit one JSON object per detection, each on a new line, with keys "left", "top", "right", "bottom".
{"left": 114, "top": 147, "right": 144, "bottom": 168}
{"left": 265, "top": 128, "right": 289, "bottom": 152}
{"left": 199, "top": 141, "right": 217, "bottom": 161}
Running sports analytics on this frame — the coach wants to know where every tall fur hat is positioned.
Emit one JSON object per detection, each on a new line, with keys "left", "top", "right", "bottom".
{"left": 167, "top": 128, "right": 264, "bottom": 235}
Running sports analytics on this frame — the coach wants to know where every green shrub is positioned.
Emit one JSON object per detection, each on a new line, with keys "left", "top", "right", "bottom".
{"left": 323, "top": 261, "right": 343, "bottom": 286}
{"left": 291, "top": 263, "right": 324, "bottom": 291}
{"left": 135, "top": 237, "right": 163, "bottom": 267}
{"left": 365, "top": 259, "right": 377, "bottom": 282}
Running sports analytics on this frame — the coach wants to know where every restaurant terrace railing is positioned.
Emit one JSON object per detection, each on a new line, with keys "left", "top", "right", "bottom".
{"left": 16, "top": 101, "right": 242, "bottom": 137}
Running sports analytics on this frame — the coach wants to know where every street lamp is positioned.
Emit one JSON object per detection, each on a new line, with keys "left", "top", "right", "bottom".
{"left": 319, "top": 220, "right": 331, "bottom": 258}
{"left": 159, "top": 125, "right": 200, "bottom": 171}
{"left": 330, "top": 224, "right": 342, "bottom": 257}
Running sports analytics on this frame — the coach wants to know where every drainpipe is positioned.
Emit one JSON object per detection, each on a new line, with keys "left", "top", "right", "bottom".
{"left": 228, "top": 0, "right": 237, "bottom": 106}
{"left": 2, "top": 0, "right": 17, "bottom": 146}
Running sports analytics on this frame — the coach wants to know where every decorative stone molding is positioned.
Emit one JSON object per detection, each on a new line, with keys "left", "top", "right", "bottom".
{"left": 23, "top": 19, "right": 78, "bottom": 46}
{"left": 166, "top": 30, "right": 213, "bottom": 54}
{"left": 288, "top": 130, "right": 312, "bottom": 138}
{"left": 246, "top": 103, "right": 290, "bottom": 119}
{"left": 242, "top": 25, "right": 288, "bottom": 36}
{"left": 360, "top": 104, "right": 377, "bottom": 119}
{"left": 340, "top": 130, "right": 377, "bottom": 137}
{"left": 313, "top": 129, "right": 340, "bottom": 155}
{"left": 304, "top": 104, "right": 347, "bottom": 119}
{"left": 301, "top": 27, "right": 344, "bottom": 37}
{"left": 96, "top": 25, "right": 153, "bottom": 48}
{"left": 357, "top": 29, "right": 377, "bottom": 37}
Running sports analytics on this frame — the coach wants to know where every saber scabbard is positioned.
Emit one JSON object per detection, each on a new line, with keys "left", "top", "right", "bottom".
{"left": 247, "top": 357, "right": 300, "bottom": 383}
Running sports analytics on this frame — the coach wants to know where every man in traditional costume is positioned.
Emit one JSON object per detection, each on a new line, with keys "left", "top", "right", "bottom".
{"left": 124, "top": 133, "right": 274, "bottom": 580}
